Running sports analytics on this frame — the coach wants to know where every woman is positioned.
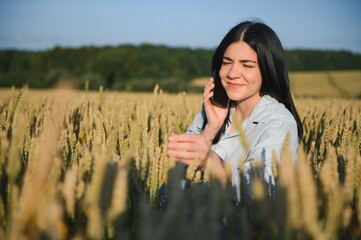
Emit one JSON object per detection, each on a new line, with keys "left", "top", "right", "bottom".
{"left": 167, "top": 20, "right": 303, "bottom": 202}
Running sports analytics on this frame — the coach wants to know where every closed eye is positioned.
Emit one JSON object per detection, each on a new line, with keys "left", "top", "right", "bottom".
{"left": 243, "top": 64, "right": 253, "bottom": 68}
{"left": 222, "top": 56, "right": 233, "bottom": 65}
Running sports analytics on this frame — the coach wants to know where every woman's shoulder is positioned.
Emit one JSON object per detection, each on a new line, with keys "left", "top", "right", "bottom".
{"left": 248, "top": 95, "right": 299, "bottom": 147}
{"left": 186, "top": 110, "right": 206, "bottom": 134}
{"left": 253, "top": 95, "right": 295, "bottom": 124}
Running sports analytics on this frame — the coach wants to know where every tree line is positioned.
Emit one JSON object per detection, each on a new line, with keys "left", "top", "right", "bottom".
{"left": 1, "top": 44, "right": 360, "bottom": 92}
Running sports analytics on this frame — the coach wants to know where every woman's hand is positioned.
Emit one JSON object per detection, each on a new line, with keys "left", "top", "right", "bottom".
{"left": 202, "top": 77, "right": 229, "bottom": 142}
{"left": 167, "top": 133, "right": 211, "bottom": 168}
{"left": 167, "top": 133, "right": 230, "bottom": 187}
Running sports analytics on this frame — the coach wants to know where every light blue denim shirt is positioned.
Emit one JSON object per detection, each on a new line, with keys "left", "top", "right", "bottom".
{"left": 186, "top": 95, "right": 299, "bottom": 202}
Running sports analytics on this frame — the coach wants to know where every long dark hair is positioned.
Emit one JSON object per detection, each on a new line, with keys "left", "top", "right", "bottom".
{"left": 205, "top": 20, "right": 303, "bottom": 143}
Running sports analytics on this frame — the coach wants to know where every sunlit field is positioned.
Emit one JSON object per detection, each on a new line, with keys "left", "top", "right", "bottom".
{"left": 0, "top": 84, "right": 360, "bottom": 239}
{"left": 192, "top": 70, "right": 361, "bottom": 99}
{"left": 289, "top": 70, "right": 361, "bottom": 98}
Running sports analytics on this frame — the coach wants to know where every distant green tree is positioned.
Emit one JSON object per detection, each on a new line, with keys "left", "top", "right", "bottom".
{"left": 0, "top": 45, "right": 360, "bottom": 91}
{"left": 285, "top": 50, "right": 361, "bottom": 71}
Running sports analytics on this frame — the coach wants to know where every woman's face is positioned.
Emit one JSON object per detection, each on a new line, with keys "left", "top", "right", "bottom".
{"left": 219, "top": 41, "right": 262, "bottom": 105}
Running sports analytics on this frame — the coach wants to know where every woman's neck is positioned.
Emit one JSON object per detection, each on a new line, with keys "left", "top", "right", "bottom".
{"left": 235, "top": 95, "right": 262, "bottom": 122}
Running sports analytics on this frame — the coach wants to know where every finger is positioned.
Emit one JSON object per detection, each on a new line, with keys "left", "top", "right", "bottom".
{"left": 204, "top": 89, "right": 214, "bottom": 102}
{"left": 176, "top": 159, "right": 193, "bottom": 166}
{"left": 203, "top": 80, "right": 215, "bottom": 96}
{"left": 167, "top": 152, "right": 193, "bottom": 166}
{"left": 206, "top": 77, "right": 214, "bottom": 87}
{"left": 168, "top": 133, "right": 201, "bottom": 143}
{"left": 168, "top": 135, "right": 211, "bottom": 156}
{"left": 204, "top": 77, "right": 214, "bottom": 89}
{"left": 167, "top": 149, "right": 198, "bottom": 161}
{"left": 168, "top": 141, "right": 202, "bottom": 153}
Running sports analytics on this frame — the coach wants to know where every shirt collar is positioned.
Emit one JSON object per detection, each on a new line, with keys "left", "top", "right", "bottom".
{"left": 246, "top": 95, "right": 277, "bottom": 124}
{"left": 228, "top": 95, "right": 278, "bottom": 135}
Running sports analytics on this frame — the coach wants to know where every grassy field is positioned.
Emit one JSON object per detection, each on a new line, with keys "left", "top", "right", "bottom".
{"left": 0, "top": 84, "right": 360, "bottom": 239}
{"left": 192, "top": 70, "right": 361, "bottom": 99}
{"left": 289, "top": 70, "right": 361, "bottom": 98}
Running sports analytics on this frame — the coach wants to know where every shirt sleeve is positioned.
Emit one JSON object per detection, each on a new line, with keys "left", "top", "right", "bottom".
{"left": 186, "top": 109, "right": 206, "bottom": 134}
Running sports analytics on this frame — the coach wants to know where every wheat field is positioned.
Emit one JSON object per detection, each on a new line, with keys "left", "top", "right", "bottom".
{"left": 192, "top": 70, "right": 361, "bottom": 99}
{"left": 0, "top": 86, "right": 360, "bottom": 240}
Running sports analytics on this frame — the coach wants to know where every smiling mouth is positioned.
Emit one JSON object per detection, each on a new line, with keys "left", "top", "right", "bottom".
{"left": 227, "top": 82, "right": 245, "bottom": 88}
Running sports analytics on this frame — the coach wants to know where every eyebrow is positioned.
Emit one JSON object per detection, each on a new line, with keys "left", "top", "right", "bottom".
{"left": 223, "top": 56, "right": 257, "bottom": 63}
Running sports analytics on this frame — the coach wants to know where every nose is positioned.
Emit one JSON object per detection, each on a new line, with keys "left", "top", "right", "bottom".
{"left": 227, "top": 64, "right": 241, "bottom": 79}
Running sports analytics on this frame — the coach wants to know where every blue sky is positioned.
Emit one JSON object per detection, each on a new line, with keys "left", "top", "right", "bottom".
{"left": 0, "top": 0, "right": 360, "bottom": 53}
